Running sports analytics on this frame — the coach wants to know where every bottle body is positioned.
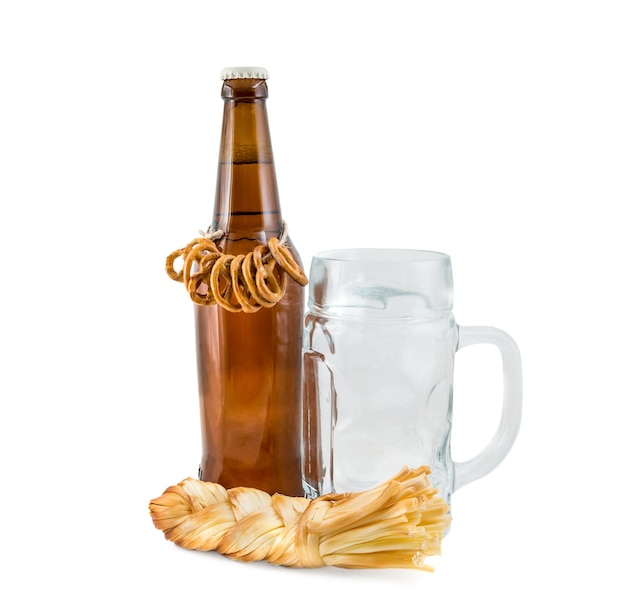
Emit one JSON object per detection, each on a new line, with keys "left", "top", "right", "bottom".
{"left": 195, "top": 72, "right": 305, "bottom": 497}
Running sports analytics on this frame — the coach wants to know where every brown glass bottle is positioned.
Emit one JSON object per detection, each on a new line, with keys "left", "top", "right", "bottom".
{"left": 194, "top": 68, "right": 305, "bottom": 497}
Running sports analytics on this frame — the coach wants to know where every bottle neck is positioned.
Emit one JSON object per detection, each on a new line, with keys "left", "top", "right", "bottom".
{"left": 212, "top": 79, "right": 283, "bottom": 240}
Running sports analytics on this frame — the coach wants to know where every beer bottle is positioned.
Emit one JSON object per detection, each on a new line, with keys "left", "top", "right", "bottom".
{"left": 194, "top": 67, "right": 305, "bottom": 496}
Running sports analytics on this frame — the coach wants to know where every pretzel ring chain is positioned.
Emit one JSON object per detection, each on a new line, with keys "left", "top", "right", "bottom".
{"left": 166, "top": 232, "right": 308, "bottom": 312}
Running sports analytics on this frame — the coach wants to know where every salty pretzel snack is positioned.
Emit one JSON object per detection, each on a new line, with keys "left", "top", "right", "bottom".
{"left": 166, "top": 227, "right": 308, "bottom": 311}
{"left": 149, "top": 466, "right": 451, "bottom": 570}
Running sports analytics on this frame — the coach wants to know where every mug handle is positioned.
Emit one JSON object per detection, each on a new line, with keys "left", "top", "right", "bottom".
{"left": 453, "top": 326, "right": 523, "bottom": 492}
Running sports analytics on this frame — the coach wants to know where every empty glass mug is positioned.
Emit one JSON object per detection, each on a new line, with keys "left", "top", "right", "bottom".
{"left": 302, "top": 249, "right": 522, "bottom": 505}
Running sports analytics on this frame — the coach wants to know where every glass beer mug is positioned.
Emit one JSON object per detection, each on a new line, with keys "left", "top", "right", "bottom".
{"left": 302, "top": 249, "right": 522, "bottom": 505}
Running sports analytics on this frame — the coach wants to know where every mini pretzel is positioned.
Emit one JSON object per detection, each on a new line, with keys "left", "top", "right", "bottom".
{"left": 166, "top": 238, "right": 217, "bottom": 282}
{"left": 210, "top": 254, "right": 241, "bottom": 313}
{"left": 186, "top": 251, "right": 221, "bottom": 305}
{"left": 165, "top": 248, "right": 185, "bottom": 282}
{"left": 181, "top": 240, "right": 221, "bottom": 286}
{"left": 187, "top": 275, "right": 214, "bottom": 306}
{"left": 241, "top": 251, "right": 258, "bottom": 299}
{"left": 240, "top": 252, "right": 273, "bottom": 309}
{"left": 230, "top": 254, "right": 262, "bottom": 313}
{"left": 253, "top": 245, "right": 287, "bottom": 305}
{"left": 268, "top": 238, "right": 309, "bottom": 286}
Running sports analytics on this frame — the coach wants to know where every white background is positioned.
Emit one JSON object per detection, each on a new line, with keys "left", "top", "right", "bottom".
{"left": 1, "top": 1, "right": 624, "bottom": 604}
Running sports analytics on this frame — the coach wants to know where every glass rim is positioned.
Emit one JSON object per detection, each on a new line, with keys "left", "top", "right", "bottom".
{"left": 312, "top": 248, "right": 450, "bottom": 264}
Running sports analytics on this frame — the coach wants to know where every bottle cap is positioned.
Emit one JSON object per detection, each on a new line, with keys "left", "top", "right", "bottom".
{"left": 220, "top": 66, "right": 269, "bottom": 80}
